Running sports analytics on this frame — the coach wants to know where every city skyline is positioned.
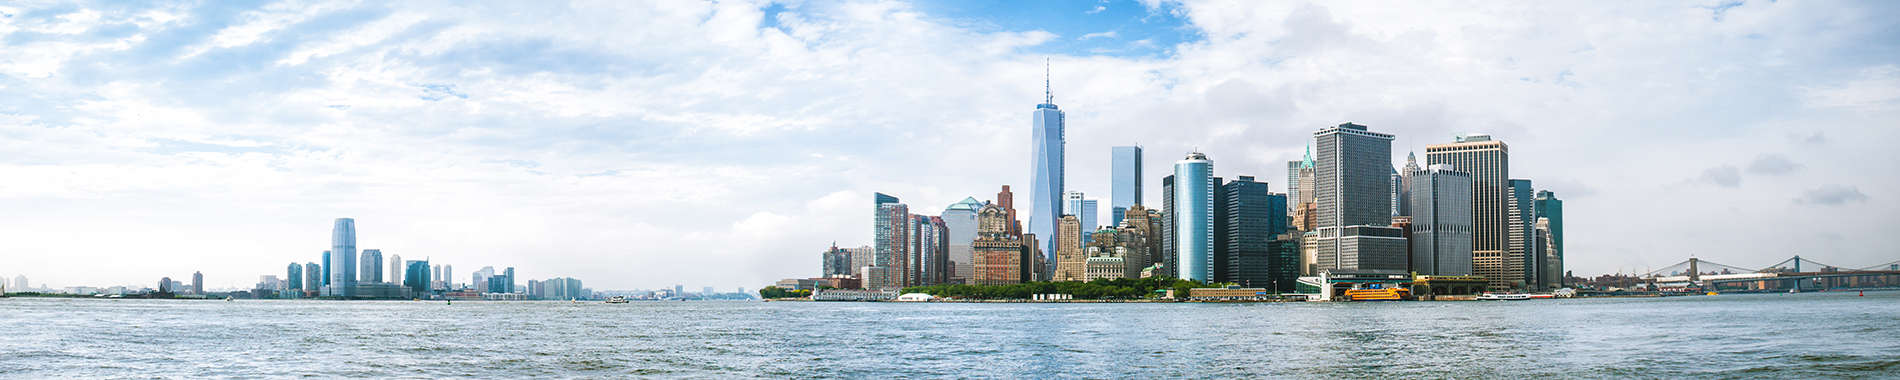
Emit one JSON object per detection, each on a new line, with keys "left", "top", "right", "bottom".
{"left": 2, "top": 1, "right": 1896, "bottom": 292}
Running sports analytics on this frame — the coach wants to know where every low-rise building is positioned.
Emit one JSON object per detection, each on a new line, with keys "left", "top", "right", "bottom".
{"left": 812, "top": 289, "right": 898, "bottom": 301}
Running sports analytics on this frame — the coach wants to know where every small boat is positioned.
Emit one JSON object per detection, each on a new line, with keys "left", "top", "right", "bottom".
{"left": 604, "top": 296, "right": 629, "bottom": 304}
{"left": 1789, "top": 289, "right": 1799, "bottom": 294}
{"left": 224, "top": 296, "right": 234, "bottom": 302}
{"left": 1477, "top": 292, "right": 1531, "bottom": 301}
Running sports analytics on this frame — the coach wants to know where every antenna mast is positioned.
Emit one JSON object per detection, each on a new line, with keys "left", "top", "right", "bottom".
{"left": 1044, "top": 58, "right": 1052, "bottom": 104}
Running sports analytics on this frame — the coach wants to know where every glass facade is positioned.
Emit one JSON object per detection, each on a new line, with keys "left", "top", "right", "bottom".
{"left": 1029, "top": 101, "right": 1065, "bottom": 266}
{"left": 326, "top": 218, "right": 357, "bottom": 297}
{"left": 1314, "top": 123, "right": 1408, "bottom": 274}
{"left": 1173, "top": 152, "right": 1214, "bottom": 281}
{"left": 1410, "top": 165, "right": 1474, "bottom": 276}
{"left": 1111, "top": 146, "right": 1142, "bottom": 227}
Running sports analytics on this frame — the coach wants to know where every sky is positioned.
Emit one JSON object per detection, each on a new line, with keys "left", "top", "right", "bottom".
{"left": 2, "top": 0, "right": 1897, "bottom": 292}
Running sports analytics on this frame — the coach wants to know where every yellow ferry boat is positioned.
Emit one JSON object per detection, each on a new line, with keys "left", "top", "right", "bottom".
{"left": 1345, "top": 287, "right": 1410, "bottom": 301}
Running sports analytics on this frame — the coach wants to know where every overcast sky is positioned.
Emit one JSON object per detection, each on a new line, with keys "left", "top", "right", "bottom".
{"left": 3, "top": 0, "right": 1896, "bottom": 292}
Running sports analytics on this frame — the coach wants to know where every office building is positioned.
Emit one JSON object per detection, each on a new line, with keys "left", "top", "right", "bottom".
{"left": 404, "top": 260, "right": 431, "bottom": 295}
{"left": 1029, "top": 71, "right": 1066, "bottom": 267}
{"left": 1111, "top": 146, "right": 1142, "bottom": 227}
{"left": 388, "top": 254, "right": 403, "bottom": 287}
{"left": 325, "top": 218, "right": 358, "bottom": 297}
{"left": 286, "top": 263, "right": 303, "bottom": 292}
{"left": 1535, "top": 190, "right": 1565, "bottom": 289}
{"left": 1397, "top": 152, "right": 1420, "bottom": 216}
{"left": 1425, "top": 134, "right": 1510, "bottom": 290}
{"left": 942, "top": 197, "right": 983, "bottom": 283}
{"left": 191, "top": 271, "right": 203, "bottom": 295}
{"left": 1217, "top": 176, "right": 1288, "bottom": 286}
{"left": 360, "top": 249, "right": 383, "bottom": 283}
{"left": 322, "top": 251, "right": 331, "bottom": 286}
{"left": 1065, "top": 191, "right": 1098, "bottom": 243}
{"left": 823, "top": 244, "right": 853, "bottom": 278}
{"left": 908, "top": 214, "right": 949, "bottom": 286}
{"left": 1536, "top": 217, "right": 1560, "bottom": 291}
{"left": 847, "top": 245, "right": 873, "bottom": 280}
{"left": 870, "top": 193, "right": 908, "bottom": 290}
{"left": 1055, "top": 215, "right": 1085, "bottom": 281}
{"left": 1508, "top": 179, "right": 1538, "bottom": 291}
{"left": 1410, "top": 164, "right": 1475, "bottom": 276}
{"left": 1171, "top": 152, "right": 1216, "bottom": 281}
{"left": 1118, "top": 205, "right": 1161, "bottom": 278}
{"left": 303, "top": 263, "right": 321, "bottom": 293}
{"left": 1160, "top": 175, "right": 1176, "bottom": 279}
{"left": 1314, "top": 123, "right": 1408, "bottom": 274}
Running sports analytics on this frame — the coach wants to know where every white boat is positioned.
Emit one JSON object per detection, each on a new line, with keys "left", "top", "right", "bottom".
{"left": 1477, "top": 292, "right": 1531, "bottom": 301}
{"left": 604, "top": 296, "right": 629, "bottom": 304}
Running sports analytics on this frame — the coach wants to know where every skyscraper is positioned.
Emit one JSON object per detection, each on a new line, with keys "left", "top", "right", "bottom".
{"left": 1508, "top": 179, "right": 1538, "bottom": 291}
{"left": 823, "top": 244, "right": 853, "bottom": 278}
{"left": 360, "top": 249, "right": 383, "bottom": 284}
{"left": 1119, "top": 205, "right": 1161, "bottom": 278}
{"left": 1055, "top": 215, "right": 1085, "bottom": 281}
{"left": 942, "top": 197, "right": 983, "bottom": 283}
{"left": 321, "top": 251, "right": 331, "bottom": 286}
{"left": 1397, "top": 152, "right": 1421, "bottom": 217}
{"left": 1111, "top": 146, "right": 1142, "bottom": 227}
{"left": 907, "top": 214, "right": 948, "bottom": 286}
{"left": 1425, "top": 134, "right": 1509, "bottom": 290}
{"left": 1217, "top": 176, "right": 1287, "bottom": 286}
{"left": 325, "top": 218, "right": 358, "bottom": 297}
{"left": 1535, "top": 190, "right": 1565, "bottom": 289}
{"left": 442, "top": 265, "right": 452, "bottom": 290}
{"left": 1029, "top": 66, "right": 1066, "bottom": 267}
{"left": 870, "top": 193, "right": 908, "bottom": 290}
{"left": 287, "top": 263, "right": 303, "bottom": 292}
{"left": 1410, "top": 164, "right": 1474, "bottom": 276}
{"left": 1314, "top": 123, "right": 1408, "bottom": 274}
{"left": 1160, "top": 175, "right": 1177, "bottom": 278}
{"left": 303, "top": 263, "right": 321, "bottom": 294}
{"left": 1065, "top": 191, "right": 1098, "bottom": 243}
{"left": 191, "top": 271, "right": 203, "bottom": 295}
{"left": 404, "top": 260, "right": 431, "bottom": 295}
{"left": 1172, "top": 152, "right": 1216, "bottom": 281}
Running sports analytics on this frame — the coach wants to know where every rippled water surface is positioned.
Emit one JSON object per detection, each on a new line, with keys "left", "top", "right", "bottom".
{"left": 4, "top": 291, "right": 1898, "bottom": 379}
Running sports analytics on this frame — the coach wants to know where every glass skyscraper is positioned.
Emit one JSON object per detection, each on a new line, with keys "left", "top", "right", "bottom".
{"left": 1029, "top": 81, "right": 1065, "bottom": 266}
{"left": 942, "top": 197, "right": 982, "bottom": 283}
{"left": 1314, "top": 123, "right": 1408, "bottom": 274}
{"left": 1111, "top": 146, "right": 1142, "bottom": 226}
{"left": 1410, "top": 164, "right": 1474, "bottom": 276}
{"left": 1172, "top": 152, "right": 1215, "bottom": 281}
{"left": 325, "top": 218, "right": 357, "bottom": 297}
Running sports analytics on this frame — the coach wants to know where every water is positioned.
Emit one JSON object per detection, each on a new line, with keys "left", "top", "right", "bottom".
{"left": 3, "top": 291, "right": 1897, "bottom": 379}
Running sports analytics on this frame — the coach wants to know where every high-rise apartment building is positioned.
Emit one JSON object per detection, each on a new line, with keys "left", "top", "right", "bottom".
{"left": 847, "top": 245, "right": 873, "bottom": 280}
{"left": 1314, "top": 123, "right": 1408, "bottom": 274}
{"left": 973, "top": 200, "right": 1027, "bottom": 285}
{"left": 1111, "top": 146, "right": 1142, "bottom": 227}
{"left": 1425, "top": 134, "right": 1510, "bottom": 290}
{"left": 286, "top": 263, "right": 303, "bottom": 292}
{"left": 303, "top": 263, "right": 321, "bottom": 293}
{"left": 1410, "top": 164, "right": 1474, "bottom": 276}
{"left": 388, "top": 254, "right": 402, "bottom": 287}
{"left": 822, "top": 244, "right": 853, "bottom": 278}
{"left": 191, "top": 271, "right": 203, "bottom": 295}
{"left": 1055, "top": 215, "right": 1086, "bottom": 281}
{"left": 1172, "top": 152, "right": 1216, "bottom": 281}
{"left": 908, "top": 215, "right": 948, "bottom": 286}
{"left": 325, "top": 218, "right": 358, "bottom": 297}
{"left": 1029, "top": 74, "right": 1066, "bottom": 268}
{"left": 1160, "top": 175, "right": 1177, "bottom": 279}
{"left": 404, "top": 260, "right": 431, "bottom": 295}
{"left": 942, "top": 197, "right": 983, "bottom": 283}
{"left": 871, "top": 193, "right": 908, "bottom": 290}
{"left": 360, "top": 249, "right": 383, "bottom": 284}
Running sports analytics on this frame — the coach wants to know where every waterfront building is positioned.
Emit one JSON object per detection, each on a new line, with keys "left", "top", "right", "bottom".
{"left": 325, "top": 218, "right": 358, "bottom": 297}
{"left": 1508, "top": 179, "right": 1539, "bottom": 291}
{"left": 1111, "top": 146, "right": 1142, "bottom": 227}
{"left": 973, "top": 200, "right": 1027, "bottom": 285}
{"left": 1535, "top": 190, "right": 1565, "bottom": 289}
{"left": 1217, "top": 176, "right": 1288, "bottom": 286}
{"left": 908, "top": 215, "right": 949, "bottom": 286}
{"left": 1425, "top": 134, "right": 1510, "bottom": 290}
{"left": 1029, "top": 69, "right": 1066, "bottom": 267}
{"left": 191, "top": 271, "right": 203, "bottom": 295}
{"left": 847, "top": 245, "right": 874, "bottom": 280}
{"left": 286, "top": 263, "right": 303, "bottom": 292}
{"left": 388, "top": 254, "right": 402, "bottom": 287}
{"left": 1171, "top": 152, "right": 1216, "bottom": 281}
{"left": 404, "top": 260, "right": 431, "bottom": 295}
{"left": 1313, "top": 123, "right": 1407, "bottom": 274}
{"left": 1410, "top": 164, "right": 1475, "bottom": 276}
{"left": 1085, "top": 255, "right": 1127, "bottom": 281}
{"left": 871, "top": 193, "right": 908, "bottom": 290}
{"left": 360, "top": 249, "right": 383, "bottom": 283}
{"left": 823, "top": 244, "right": 853, "bottom": 278}
{"left": 1055, "top": 215, "right": 1085, "bottom": 282}
{"left": 942, "top": 197, "right": 982, "bottom": 283}
{"left": 158, "top": 277, "right": 172, "bottom": 294}
{"left": 303, "top": 263, "right": 321, "bottom": 294}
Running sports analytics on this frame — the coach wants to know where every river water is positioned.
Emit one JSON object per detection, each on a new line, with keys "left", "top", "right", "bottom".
{"left": 3, "top": 291, "right": 1896, "bottom": 379}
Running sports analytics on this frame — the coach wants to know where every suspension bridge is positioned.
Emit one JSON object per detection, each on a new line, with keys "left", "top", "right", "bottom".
{"left": 1636, "top": 256, "right": 1900, "bottom": 292}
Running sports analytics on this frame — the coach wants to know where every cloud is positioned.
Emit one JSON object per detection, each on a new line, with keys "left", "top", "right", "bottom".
{"left": 1697, "top": 165, "right": 1742, "bottom": 188}
{"left": 1745, "top": 153, "right": 1804, "bottom": 175}
{"left": 1795, "top": 184, "right": 1869, "bottom": 205}
{"left": 1088, "top": 6, "right": 1106, "bottom": 14}
{"left": 1079, "top": 31, "right": 1117, "bottom": 40}
{"left": 1787, "top": 131, "right": 1827, "bottom": 145}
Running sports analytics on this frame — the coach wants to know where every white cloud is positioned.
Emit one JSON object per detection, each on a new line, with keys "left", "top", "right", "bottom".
{"left": 1080, "top": 31, "right": 1117, "bottom": 40}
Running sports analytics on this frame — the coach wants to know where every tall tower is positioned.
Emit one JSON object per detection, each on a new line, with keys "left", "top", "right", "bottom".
{"left": 1172, "top": 152, "right": 1215, "bottom": 281}
{"left": 1397, "top": 152, "right": 1421, "bottom": 217}
{"left": 1029, "top": 62, "right": 1066, "bottom": 266}
{"left": 1111, "top": 146, "right": 1142, "bottom": 227}
{"left": 286, "top": 263, "right": 304, "bottom": 292}
{"left": 1410, "top": 164, "right": 1474, "bottom": 276}
{"left": 1425, "top": 134, "right": 1509, "bottom": 289}
{"left": 326, "top": 218, "right": 357, "bottom": 297}
{"left": 871, "top": 193, "right": 908, "bottom": 290}
{"left": 1508, "top": 179, "right": 1537, "bottom": 291}
{"left": 1314, "top": 123, "right": 1407, "bottom": 274}
{"left": 389, "top": 253, "right": 403, "bottom": 287}
{"left": 303, "top": 262, "right": 321, "bottom": 293}
{"left": 942, "top": 197, "right": 983, "bottom": 283}
{"left": 1534, "top": 190, "right": 1564, "bottom": 289}
{"left": 191, "top": 271, "right": 203, "bottom": 295}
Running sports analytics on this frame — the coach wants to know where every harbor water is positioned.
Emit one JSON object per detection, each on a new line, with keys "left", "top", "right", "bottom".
{"left": 3, "top": 291, "right": 1897, "bottom": 378}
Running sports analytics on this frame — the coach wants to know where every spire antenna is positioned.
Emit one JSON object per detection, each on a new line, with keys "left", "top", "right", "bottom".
{"left": 1044, "top": 58, "right": 1052, "bottom": 105}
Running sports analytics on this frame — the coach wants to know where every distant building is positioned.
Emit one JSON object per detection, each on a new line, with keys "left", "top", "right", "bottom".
{"left": 404, "top": 260, "right": 431, "bottom": 295}
{"left": 1085, "top": 256, "right": 1126, "bottom": 281}
{"left": 1118, "top": 205, "right": 1161, "bottom": 278}
{"left": 286, "top": 263, "right": 304, "bottom": 291}
{"left": 941, "top": 197, "right": 983, "bottom": 284}
{"left": 1055, "top": 215, "right": 1085, "bottom": 282}
{"left": 1028, "top": 79, "right": 1066, "bottom": 268}
{"left": 870, "top": 193, "right": 908, "bottom": 290}
{"left": 972, "top": 196, "right": 1027, "bottom": 286}
{"left": 1065, "top": 191, "right": 1098, "bottom": 244}
{"left": 822, "top": 244, "right": 853, "bottom": 278}
{"left": 1111, "top": 146, "right": 1142, "bottom": 227}
{"left": 360, "top": 249, "right": 383, "bottom": 284}
{"left": 1314, "top": 123, "right": 1407, "bottom": 274}
{"left": 1535, "top": 190, "right": 1565, "bottom": 289}
{"left": 304, "top": 263, "right": 322, "bottom": 294}
{"left": 192, "top": 271, "right": 203, "bottom": 295}
{"left": 1217, "top": 176, "right": 1286, "bottom": 286}
{"left": 388, "top": 254, "right": 403, "bottom": 287}
{"left": 1508, "top": 179, "right": 1537, "bottom": 291}
{"left": 1171, "top": 152, "right": 1216, "bottom": 281}
{"left": 1425, "top": 134, "right": 1510, "bottom": 290}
